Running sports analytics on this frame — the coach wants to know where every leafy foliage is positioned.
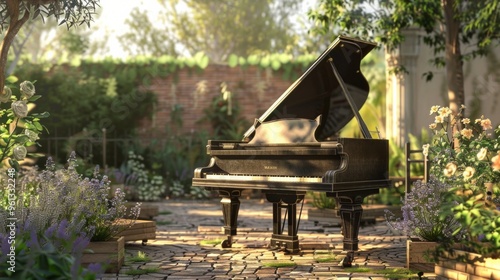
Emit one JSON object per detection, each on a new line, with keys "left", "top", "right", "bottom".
{"left": 308, "top": 0, "right": 500, "bottom": 129}
{"left": 120, "top": 0, "right": 303, "bottom": 62}
{"left": 201, "top": 82, "right": 250, "bottom": 140}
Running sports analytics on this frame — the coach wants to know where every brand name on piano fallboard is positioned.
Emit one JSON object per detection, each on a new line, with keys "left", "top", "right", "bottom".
{"left": 264, "top": 166, "right": 278, "bottom": 170}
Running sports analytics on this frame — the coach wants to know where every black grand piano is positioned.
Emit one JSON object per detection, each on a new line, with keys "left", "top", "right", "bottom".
{"left": 192, "top": 36, "right": 390, "bottom": 263}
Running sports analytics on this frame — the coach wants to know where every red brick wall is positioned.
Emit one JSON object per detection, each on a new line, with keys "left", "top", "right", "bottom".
{"left": 136, "top": 64, "right": 298, "bottom": 139}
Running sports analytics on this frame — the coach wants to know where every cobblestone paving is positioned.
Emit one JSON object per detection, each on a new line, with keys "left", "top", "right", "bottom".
{"left": 100, "top": 198, "right": 438, "bottom": 280}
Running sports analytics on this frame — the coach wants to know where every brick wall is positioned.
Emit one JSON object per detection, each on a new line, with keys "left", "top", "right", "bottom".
{"left": 136, "top": 64, "right": 299, "bottom": 139}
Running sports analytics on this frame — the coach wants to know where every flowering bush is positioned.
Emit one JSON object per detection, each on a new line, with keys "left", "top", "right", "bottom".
{"left": 425, "top": 105, "right": 500, "bottom": 257}
{"left": 0, "top": 80, "right": 49, "bottom": 169}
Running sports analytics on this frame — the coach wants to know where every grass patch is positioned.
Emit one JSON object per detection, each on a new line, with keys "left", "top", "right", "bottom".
{"left": 344, "top": 267, "right": 372, "bottom": 273}
{"left": 125, "top": 267, "right": 159, "bottom": 275}
{"left": 374, "top": 268, "right": 418, "bottom": 279}
{"left": 158, "top": 210, "right": 172, "bottom": 215}
{"left": 127, "top": 251, "right": 151, "bottom": 262}
{"left": 314, "top": 251, "right": 337, "bottom": 263}
{"left": 200, "top": 239, "right": 223, "bottom": 246}
{"left": 262, "top": 260, "right": 296, "bottom": 268}
{"left": 314, "top": 255, "right": 337, "bottom": 263}
{"left": 155, "top": 220, "right": 173, "bottom": 225}
{"left": 344, "top": 267, "right": 420, "bottom": 279}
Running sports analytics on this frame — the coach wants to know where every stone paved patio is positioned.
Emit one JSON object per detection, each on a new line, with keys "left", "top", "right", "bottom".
{"left": 99, "top": 198, "right": 439, "bottom": 279}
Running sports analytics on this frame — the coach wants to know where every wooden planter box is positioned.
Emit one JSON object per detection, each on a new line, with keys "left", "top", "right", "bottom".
{"left": 407, "top": 238, "right": 437, "bottom": 272}
{"left": 125, "top": 202, "right": 159, "bottom": 220}
{"left": 117, "top": 219, "right": 156, "bottom": 245}
{"left": 81, "top": 236, "right": 125, "bottom": 274}
{"left": 435, "top": 249, "right": 500, "bottom": 280}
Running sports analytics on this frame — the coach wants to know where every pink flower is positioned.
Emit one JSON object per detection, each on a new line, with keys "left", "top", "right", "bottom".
{"left": 481, "top": 118, "right": 492, "bottom": 130}
{"left": 460, "top": 128, "right": 473, "bottom": 139}
{"left": 492, "top": 153, "right": 500, "bottom": 172}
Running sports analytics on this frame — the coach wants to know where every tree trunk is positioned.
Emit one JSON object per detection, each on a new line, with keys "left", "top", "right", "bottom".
{"left": 0, "top": 1, "right": 30, "bottom": 90}
{"left": 442, "top": 0, "right": 464, "bottom": 146}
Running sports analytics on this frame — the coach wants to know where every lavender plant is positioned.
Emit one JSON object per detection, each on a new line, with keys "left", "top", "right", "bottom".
{"left": 385, "top": 179, "right": 462, "bottom": 242}
{"left": 0, "top": 152, "right": 141, "bottom": 242}
{"left": 0, "top": 219, "right": 101, "bottom": 279}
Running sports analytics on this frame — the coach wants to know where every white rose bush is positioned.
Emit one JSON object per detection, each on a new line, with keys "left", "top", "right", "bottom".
{"left": 0, "top": 80, "right": 49, "bottom": 170}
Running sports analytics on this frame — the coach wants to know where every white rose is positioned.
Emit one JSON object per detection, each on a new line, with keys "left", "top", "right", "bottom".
{"left": 20, "top": 81, "right": 35, "bottom": 99}
{"left": 477, "top": 148, "right": 488, "bottom": 161}
{"left": 11, "top": 100, "right": 28, "bottom": 118}
{"left": 13, "top": 146, "right": 27, "bottom": 161}
{"left": 0, "top": 86, "right": 12, "bottom": 103}
{"left": 24, "top": 129, "right": 39, "bottom": 142}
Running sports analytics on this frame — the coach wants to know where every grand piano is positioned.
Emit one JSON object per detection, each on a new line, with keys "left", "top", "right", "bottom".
{"left": 192, "top": 36, "right": 390, "bottom": 264}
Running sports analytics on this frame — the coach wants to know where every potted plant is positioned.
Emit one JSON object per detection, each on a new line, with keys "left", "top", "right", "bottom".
{"left": 423, "top": 105, "right": 500, "bottom": 278}
{"left": 385, "top": 179, "right": 461, "bottom": 271}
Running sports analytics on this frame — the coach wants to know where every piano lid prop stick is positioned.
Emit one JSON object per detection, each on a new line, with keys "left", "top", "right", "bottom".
{"left": 327, "top": 58, "right": 372, "bottom": 139}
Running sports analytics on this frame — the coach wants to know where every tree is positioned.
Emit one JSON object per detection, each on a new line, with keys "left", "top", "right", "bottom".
{"left": 119, "top": 0, "right": 303, "bottom": 62}
{"left": 0, "top": 0, "right": 100, "bottom": 90}
{"left": 308, "top": 0, "right": 500, "bottom": 136}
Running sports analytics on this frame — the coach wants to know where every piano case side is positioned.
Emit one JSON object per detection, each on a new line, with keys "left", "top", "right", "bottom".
{"left": 328, "top": 138, "right": 390, "bottom": 190}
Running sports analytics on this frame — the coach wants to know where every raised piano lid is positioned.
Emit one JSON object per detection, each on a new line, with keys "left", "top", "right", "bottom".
{"left": 243, "top": 36, "right": 376, "bottom": 142}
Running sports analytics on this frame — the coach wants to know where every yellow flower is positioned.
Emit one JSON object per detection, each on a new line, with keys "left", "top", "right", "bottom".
{"left": 435, "top": 115, "right": 444, "bottom": 124}
{"left": 429, "top": 123, "right": 437, "bottom": 129}
{"left": 477, "top": 148, "right": 488, "bottom": 161}
{"left": 430, "top": 105, "right": 440, "bottom": 115}
{"left": 492, "top": 152, "right": 500, "bottom": 171}
{"left": 461, "top": 118, "right": 470, "bottom": 125}
{"left": 463, "top": 167, "right": 475, "bottom": 181}
{"left": 460, "top": 128, "right": 473, "bottom": 139}
{"left": 443, "top": 162, "right": 457, "bottom": 177}
{"left": 481, "top": 118, "right": 492, "bottom": 130}
{"left": 438, "top": 107, "right": 452, "bottom": 117}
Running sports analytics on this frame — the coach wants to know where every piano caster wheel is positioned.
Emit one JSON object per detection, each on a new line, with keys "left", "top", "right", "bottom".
{"left": 221, "top": 239, "right": 232, "bottom": 248}
{"left": 342, "top": 251, "right": 354, "bottom": 268}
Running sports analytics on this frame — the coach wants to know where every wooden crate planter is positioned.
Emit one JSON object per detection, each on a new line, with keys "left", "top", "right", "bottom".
{"left": 125, "top": 202, "right": 159, "bottom": 220}
{"left": 81, "top": 236, "right": 125, "bottom": 274}
{"left": 435, "top": 249, "right": 500, "bottom": 280}
{"left": 117, "top": 219, "right": 156, "bottom": 245}
{"left": 406, "top": 238, "right": 437, "bottom": 272}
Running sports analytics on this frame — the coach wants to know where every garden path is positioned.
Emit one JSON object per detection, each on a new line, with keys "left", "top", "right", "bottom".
{"left": 101, "top": 197, "right": 439, "bottom": 280}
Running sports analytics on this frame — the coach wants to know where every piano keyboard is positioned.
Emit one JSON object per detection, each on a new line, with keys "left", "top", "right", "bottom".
{"left": 205, "top": 174, "right": 323, "bottom": 183}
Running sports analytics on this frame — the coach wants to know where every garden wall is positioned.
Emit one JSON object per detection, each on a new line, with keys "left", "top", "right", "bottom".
{"left": 136, "top": 64, "right": 297, "bottom": 139}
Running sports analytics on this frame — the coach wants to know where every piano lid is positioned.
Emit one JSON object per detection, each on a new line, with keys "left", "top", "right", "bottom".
{"left": 243, "top": 36, "right": 376, "bottom": 141}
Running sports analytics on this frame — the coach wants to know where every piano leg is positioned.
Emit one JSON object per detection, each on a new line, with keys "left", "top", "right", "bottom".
{"left": 218, "top": 189, "right": 241, "bottom": 248}
{"left": 330, "top": 190, "right": 378, "bottom": 267}
{"left": 265, "top": 191, "right": 305, "bottom": 254}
